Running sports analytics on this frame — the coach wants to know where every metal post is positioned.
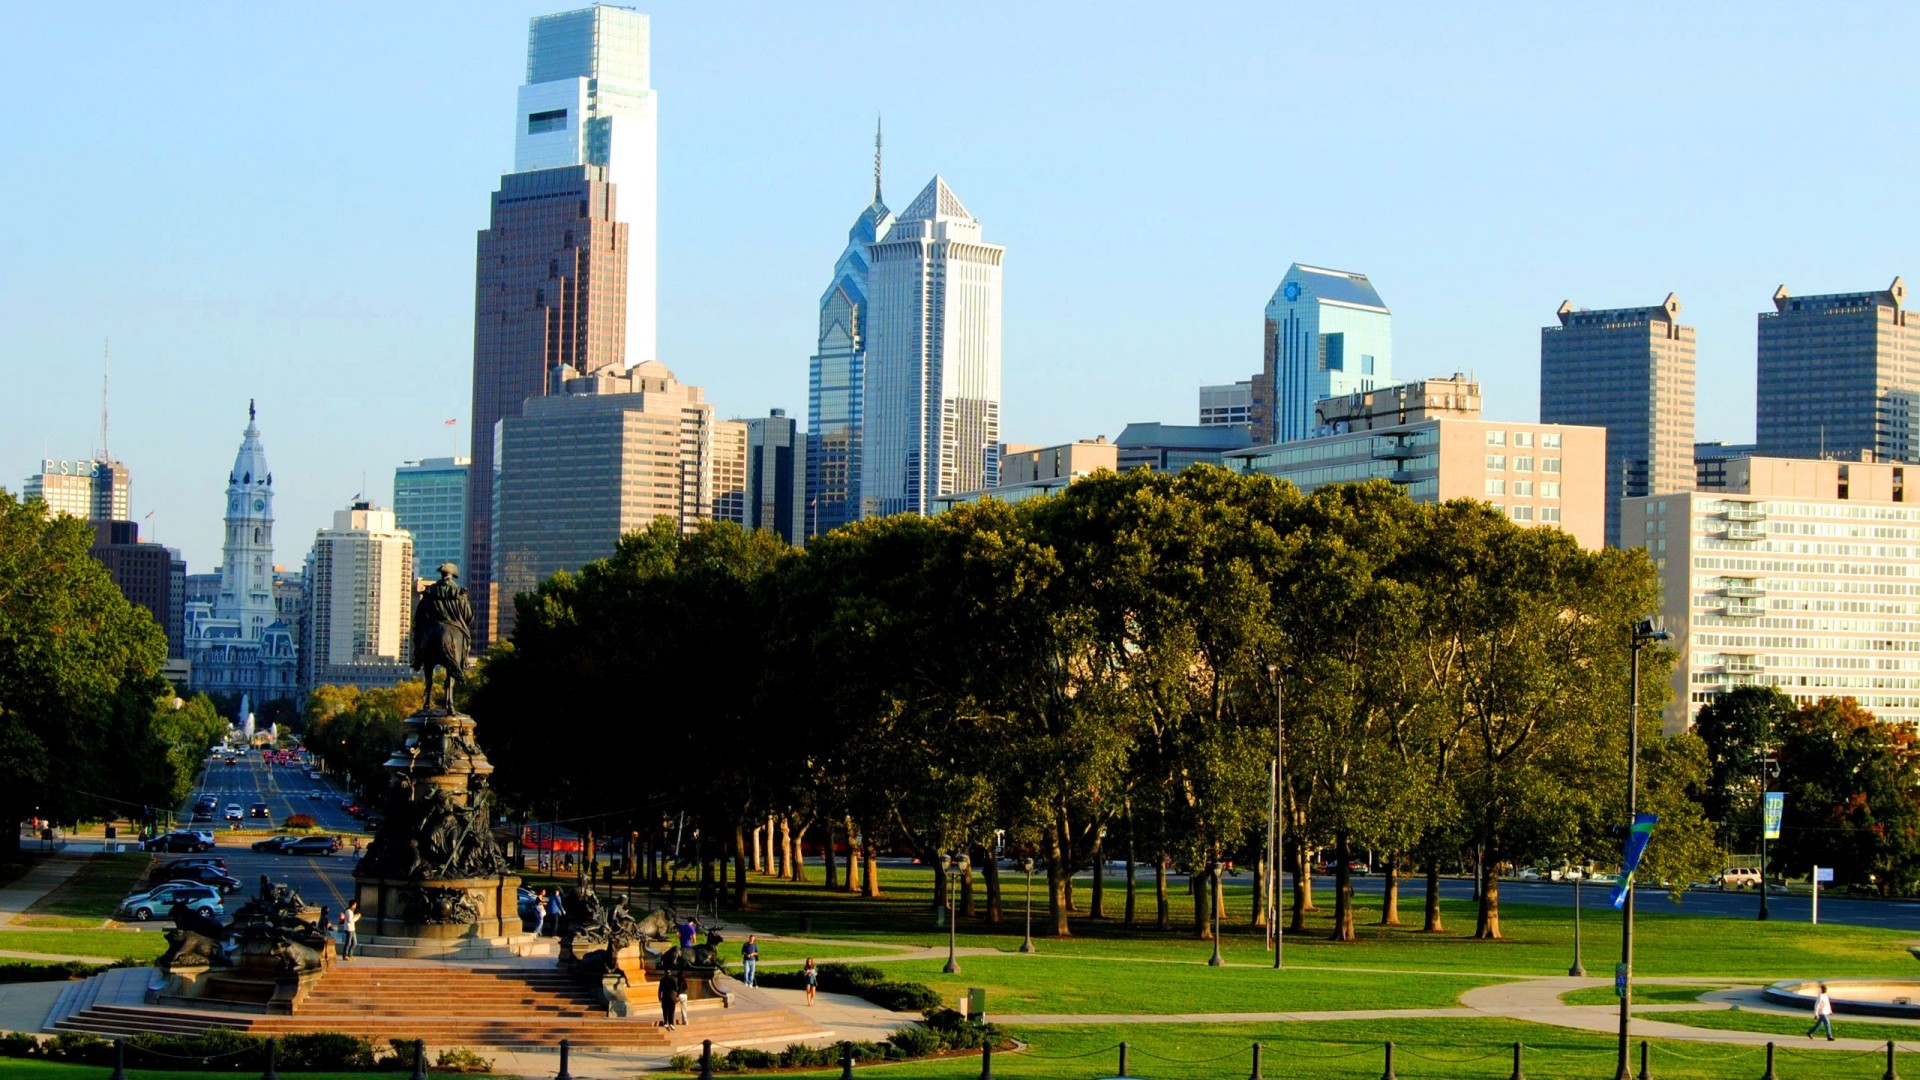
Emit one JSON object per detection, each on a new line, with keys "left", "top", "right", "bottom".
{"left": 109, "top": 1037, "right": 127, "bottom": 1080}
{"left": 1759, "top": 705, "right": 1772, "bottom": 921}
{"left": 1618, "top": 621, "right": 1665, "bottom": 1080}
{"left": 1887, "top": 1039, "right": 1900, "bottom": 1080}
{"left": 840, "top": 1041, "right": 855, "bottom": 1080}
{"left": 698, "top": 1039, "right": 716, "bottom": 1080}
{"left": 1570, "top": 876, "right": 1585, "bottom": 976}
{"left": 1638, "top": 1040, "right": 1650, "bottom": 1080}
{"left": 980, "top": 1039, "right": 993, "bottom": 1080}
{"left": 1509, "top": 1041, "right": 1523, "bottom": 1080}
{"left": 556, "top": 1038, "right": 573, "bottom": 1080}
{"left": 1019, "top": 859, "right": 1036, "bottom": 953}
{"left": 262, "top": 1036, "right": 279, "bottom": 1080}
{"left": 410, "top": 1038, "right": 427, "bottom": 1080}
{"left": 1381, "top": 1040, "right": 1396, "bottom": 1080}
{"left": 944, "top": 853, "right": 962, "bottom": 974}
{"left": 1762, "top": 1041, "right": 1777, "bottom": 1080}
{"left": 1250, "top": 1041, "right": 1264, "bottom": 1080}
{"left": 1207, "top": 861, "right": 1224, "bottom": 966}
{"left": 1119, "top": 1041, "right": 1129, "bottom": 1078}
{"left": 1270, "top": 665, "right": 1287, "bottom": 970}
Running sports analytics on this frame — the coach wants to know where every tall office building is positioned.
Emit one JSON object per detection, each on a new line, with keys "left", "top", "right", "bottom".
{"left": 184, "top": 403, "right": 298, "bottom": 704}
{"left": 394, "top": 457, "right": 469, "bottom": 582}
{"left": 491, "top": 363, "right": 717, "bottom": 638}
{"left": 1199, "top": 380, "right": 1253, "bottom": 428}
{"left": 862, "top": 176, "right": 1004, "bottom": 518}
{"left": 711, "top": 419, "right": 749, "bottom": 527}
{"left": 1756, "top": 278, "right": 1920, "bottom": 463}
{"left": 516, "top": 4, "right": 656, "bottom": 366}
{"left": 23, "top": 457, "right": 129, "bottom": 521}
{"left": 806, "top": 134, "right": 893, "bottom": 541}
{"left": 1251, "top": 264, "right": 1393, "bottom": 445}
{"left": 746, "top": 409, "right": 804, "bottom": 545}
{"left": 303, "top": 501, "right": 415, "bottom": 691}
{"left": 1540, "top": 294, "right": 1696, "bottom": 547}
{"left": 89, "top": 520, "right": 187, "bottom": 664}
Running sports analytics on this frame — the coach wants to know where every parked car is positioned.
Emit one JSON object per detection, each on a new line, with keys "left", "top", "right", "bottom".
{"left": 148, "top": 856, "right": 228, "bottom": 882}
{"left": 223, "top": 804, "right": 243, "bottom": 821}
{"left": 1713, "top": 867, "right": 1762, "bottom": 889}
{"left": 116, "top": 882, "right": 223, "bottom": 922}
{"left": 143, "top": 830, "right": 214, "bottom": 854}
{"left": 284, "top": 836, "right": 339, "bottom": 856}
{"left": 517, "top": 886, "right": 540, "bottom": 930}
{"left": 251, "top": 835, "right": 298, "bottom": 854}
{"left": 1515, "top": 867, "right": 1543, "bottom": 880}
{"left": 248, "top": 803, "right": 271, "bottom": 819}
{"left": 149, "top": 864, "right": 242, "bottom": 893}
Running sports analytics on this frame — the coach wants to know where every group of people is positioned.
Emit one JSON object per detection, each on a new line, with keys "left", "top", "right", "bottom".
{"left": 530, "top": 887, "right": 566, "bottom": 936}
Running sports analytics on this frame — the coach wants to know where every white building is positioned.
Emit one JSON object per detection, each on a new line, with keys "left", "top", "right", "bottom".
{"left": 1199, "top": 380, "right": 1253, "bottom": 428}
{"left": 862, "top": 176, "right": 1005, "bottom": 518}
{"left": 1624, "top": 455, "right": 1920, "bottom": 731}
{"left": 514, "top": 4, "right": 657, "bottom": 366}
{"left": 303, "top": 501, "right": 416, "bottom": 691}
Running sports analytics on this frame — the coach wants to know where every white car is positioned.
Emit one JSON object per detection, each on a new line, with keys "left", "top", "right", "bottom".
{"left": 223, "top": 804, "right": 243, "bottom": 821}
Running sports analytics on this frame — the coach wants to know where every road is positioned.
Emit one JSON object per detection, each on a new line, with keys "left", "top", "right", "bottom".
{"left": 175, "top": 752, "right": 365, "bottom": 917}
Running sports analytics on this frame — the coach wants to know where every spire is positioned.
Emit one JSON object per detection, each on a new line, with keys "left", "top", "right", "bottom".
{"left": 873, "top": 114, "right": 884, "bottom": 204}
{"left": 98, "top": 339, "right": 111, "bottom": 464}
{"left": 248, "top": 398, "right": 256, "bottom": 424}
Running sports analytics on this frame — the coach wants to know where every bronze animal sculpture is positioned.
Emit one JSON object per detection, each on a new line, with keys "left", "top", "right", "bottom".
{"left": 412, "top": 563, "right": 472, "bottom": 712}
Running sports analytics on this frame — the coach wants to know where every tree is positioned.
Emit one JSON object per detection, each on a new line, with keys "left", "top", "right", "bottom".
{"left": 1769, "top": 697, "right": 1920, "bottom": 892}
{"left": 1691, "top": 686, "right": 1794, "bottom": 853}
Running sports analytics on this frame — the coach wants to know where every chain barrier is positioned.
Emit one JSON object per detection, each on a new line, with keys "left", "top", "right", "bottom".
{"left": 1129, "top": 1044, "right": 1256, "bottom": 1064}
{"left": 1018, "top": 1042, "right": 1126, "bottom": 1060}
{"left": 1273, "top": 1042, "right": 1392, "bottom": 1060}
{"left": 1397, "top": 1045, "right": 1519, "bottom": 1064}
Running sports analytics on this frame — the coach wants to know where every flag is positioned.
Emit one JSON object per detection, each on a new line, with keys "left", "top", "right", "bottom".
{"left": 1609, "top": 814, "right": 1659, "bottom": 909}
{"left": 444, "top": 418, "right": 458, "bottom": 426}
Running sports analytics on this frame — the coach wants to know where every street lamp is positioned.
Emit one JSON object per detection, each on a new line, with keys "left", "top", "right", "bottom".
{"left": 1266, "top": 663, "right": 1288, "bottom": 970}
{"left": 941, "top": 853, "right": 965, "bottom": 974}
{"left": 1617, "top": 618, "right": 1669, "bottom": 1080}
{"left": 1757, "top": 708, "right": 1777, "bottom": 922}
{"left": 1018, "top": 857, "right": 1036, "bottom": 954}
{"left": 1569, "top": 870, "right": 1585, "bottom": 977}
{"left": 1206, "top": 860, "right": 1224, "bottom": 967}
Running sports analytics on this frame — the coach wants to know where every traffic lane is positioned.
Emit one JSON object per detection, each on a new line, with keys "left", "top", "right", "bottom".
{"left": 194, "top": 757, "right": 366, "bottom": 834}
{"left": 1322, "top": 874, "right": 1920, "bottom": 930}
{"left": 214, "top": 848, "right": 360, "bottom": 918}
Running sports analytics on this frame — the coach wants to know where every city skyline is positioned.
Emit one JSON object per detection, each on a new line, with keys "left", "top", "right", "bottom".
{"left": 8, "top": 1, "right": 1920, "bottom": 570}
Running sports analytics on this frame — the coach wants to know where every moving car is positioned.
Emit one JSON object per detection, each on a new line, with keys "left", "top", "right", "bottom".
{"left": 116, "top": 882, "right": 223, "bottom": 922}
{"left": 149, "top": 864, "right": 242, "bottom": 893}
{"left": 143, "top": 830, "right": 214, "bottom": 854}
{"left": 307, "top": 791, "right": 325, "bottom": 800}
{"left": 251, "top": 836, "right": 298, "bottom": 854}
{"left": 284, "top": 836, "right": 339, "bottom": 856}
{"left": 248, "top": 803, "right": 271, "bottom": 819}
{"left": 190, "top": 808, "right": 215, "bottom": 823}
{"left": 1713, "top": 867, "right": 1762, "bottom": 889}
{"left": 224, "top": 804, "right": 243, "bottom": 822}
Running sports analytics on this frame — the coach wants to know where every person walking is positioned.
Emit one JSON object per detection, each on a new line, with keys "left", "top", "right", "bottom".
{"left": 802, "top": 957, "right": 817, "bottom": 1006}
{"left": 546, "top": 888, "right": 566, "bottom": 936}
{"left": 656, "top": 969, "right": 680, "bottom": 1031}
{"left": 1808, "top": 983, "right": 1836, "bottom": 1040}
{"left": 534, "top": 890, "right": 549, "bottom": 938}
{"left": 338, "top": 901, "right": 360, "bottom": 960}
{"left": 740, "top": 934, "right": 760, "bottom": 987}
{"left": 678, "top": 915, "right": 698, "bottom": 953}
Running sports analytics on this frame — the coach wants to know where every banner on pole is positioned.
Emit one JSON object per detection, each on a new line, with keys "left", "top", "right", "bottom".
{"left": 1763, "top": 792, "right": 1784, "bottom": 840}
{"left": 1610, "top": 813, "right": 1659, "bottom": 910}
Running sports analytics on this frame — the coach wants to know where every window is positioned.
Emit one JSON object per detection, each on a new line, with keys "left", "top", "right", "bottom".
{"left": 1514, "top": 480, "right": 1533, "bottom": 497}
{"left": 1541, "top": 458, "right": 1562, "bottom": 473}
{"left": 1487, "top": 454, "right": 1507, "bottom": 470}
{"left": 1541, "top": 433, "right": 1562, "bottom": 448}
{"left": 1511, "top": 505, "right": 1534, "bottom": 521}
{"left": 1541, "top": 506, "right": 1561, "bottom": 522}
{"left": 1541, "top": 482, "right": 1560, "bottom": 498}
{"left": 1487, "top": 430, "right": 1507, "bottom": 446}
{"left": 1513, "top": 456, "right": 1534, "bottom": 472}
{"left": 1513, "top": 432, "right": 1534, "bottom": 447}
{"left": 1486, "top": 479, "right": 1506, "bottom": 496}
{"left": 527, "top": 108, "right": 568, "bottom": 135}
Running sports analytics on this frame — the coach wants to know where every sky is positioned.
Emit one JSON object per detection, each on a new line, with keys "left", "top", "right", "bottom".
{"left": 4, "top": 1, "right": 1919, "bottom": 571}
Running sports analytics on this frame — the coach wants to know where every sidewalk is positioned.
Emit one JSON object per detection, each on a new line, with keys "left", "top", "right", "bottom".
{"left": 0, "top": 854, "right": 93, "bottom": 927}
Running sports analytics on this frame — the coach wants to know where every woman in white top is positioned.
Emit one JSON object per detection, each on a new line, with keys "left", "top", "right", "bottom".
{"left": 1806, "top": 983, "right": 1835, "bottom": 1040}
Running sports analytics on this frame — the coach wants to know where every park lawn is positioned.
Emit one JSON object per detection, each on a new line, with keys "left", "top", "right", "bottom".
{"left": 0, "top": 929, "right": 166, "bottom": 963}
{"left": 1642, "top": 1008, "right": 1920, "bottom": 1044}
{"left": 15, "top": 853, "right": 152, "bottom": 926}
{"left": 1561, "top": 984, "right": 1735, "bottom": 1006}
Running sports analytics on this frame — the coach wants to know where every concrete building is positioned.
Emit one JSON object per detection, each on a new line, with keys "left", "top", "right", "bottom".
{"left": 1227, "top": 416, "right": 1607, "bottom": 549}
{"left": 393, "top": 457, "right": 469, "bottom": 582}
{"left": 89, "top": 520, "right": 187, "bottom": 664}
{"left": 862, "top": 176, "right": 1004, "bottom": 518}
{"left": 807, "top": 130, "right": 893, "bottom": 542}
{"left": 1541, "top": 294, "right": 1697, "bottom": 548}
{"left": 1311, "top": 374, "right": 1483, "bottom": 434}
{"left": 746, "top": 409, "right": 805, "bottom": 545}
{"left": 711, "top": 419, "right": 749, "bottom": 527}
{"left": 1251, "top": 264, "right": 1394, "bottom": 445}
{"left": 184, "top": 403, "right": 298, "bottom": 705}
{"left": 1695, "top": 441, "right": 1760, "bottom": 490}
{"left": 516, "top": 4, "right": 656, "bottom": 366}
{"left": 23, "top": 458, "right": 129, "bottom": 521}
{"left": 1113, "top": 423, "right": 1256, "bottom": 473}
{"left": 1199, "top": 380, "right": 1253, "bottom": 428}
{"left": 1624, "top": 456, "right": 1920, "bottom": 731}
{"left": 303, "top": 501, "right": 415, "bottom": 691}
{"left": 1757, "top": 278, "right": 1920, "bottom": 465}
{"left": 933, "top": 437, "right": 1120, "bottom": 512}
{"left": 491, "top": 363, "right": 717, "bottom": 637}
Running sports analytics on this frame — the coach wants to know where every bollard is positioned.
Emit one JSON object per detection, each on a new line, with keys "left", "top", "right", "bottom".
{"left": 411, "top": 1038, "right": 427, "bottom": 1080}
{"left": 109, "top": 1037, "right": 127, "bottom": 1080}
{"left": 556, "top": 1037, "right": 573, "bottom": 1080}
{"left": 980, "top": 1039, "right": 993, "bottom": 1080}
{"left": 1638, "top": 1040, "right": 1651, "bottom": 1080}
{"left": 697, "top": 1038, "right": 715, "bottom": 1080}
{"left": 1888, "top": 1039, "right": 1900, "bottom": 1080}
{"left": 1382, "top": 1041, "right": 1397, "bottom": 1080}
{"left": 1250, "top": 1041, "right": 1263, "bottom": 1080}
{"left": 840, "top": 1040, "right": 855, "bottom": 1080}
{"left": 1509, "top": 1041, "right": 1523, "bottom": 1080}
{"left": 262, "top": 1036, "right": 279, "bottom": 1080}
{"left": 1118, "top": 1041, "right": 1129, "bottom": 1078}
{"left": 1761, "top": 1041, "right": 1777, "bottom": 1080}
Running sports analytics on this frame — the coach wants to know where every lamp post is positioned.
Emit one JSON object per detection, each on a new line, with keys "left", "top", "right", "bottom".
{"left": 1019, "top": 858, "right": 1036, "bottom": 953}
{"left": 1206, "top": 860, "right": 1224, "bottom": 967}
{"left": 1266, "top": 664, "right": 1287, "bottom": 970}
{"left": 942, "top": 853, "right": 964, "bottom": 974}
{"left": 1569, "top": 872, "right": 1585, "bottom": 977}
{"left": 1617, "top": 618, "right": 1669, "bottom": 1080}
{"left": 1757, "top": 707, "right": 1775, "bottom": 922}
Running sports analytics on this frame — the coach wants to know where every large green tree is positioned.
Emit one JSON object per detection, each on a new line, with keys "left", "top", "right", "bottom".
{"left": 1769, "top": 697, "right": 1920, "bottom": 892}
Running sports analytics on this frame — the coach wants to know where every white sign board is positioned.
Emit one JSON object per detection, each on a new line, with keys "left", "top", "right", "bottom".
{"left": 1814, "top": 867, "right": 1834, "bottom": 883}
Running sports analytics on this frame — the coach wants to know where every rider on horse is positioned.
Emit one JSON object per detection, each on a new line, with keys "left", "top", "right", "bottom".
{"left": 413, "top": 563, "right": 473, "bottom": 711}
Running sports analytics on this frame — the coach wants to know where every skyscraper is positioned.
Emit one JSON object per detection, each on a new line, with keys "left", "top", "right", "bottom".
{"left": 89, "top": 519, "right": 187, "bottom": 666}
{"left": 1540, "top": 294, "right": 1697, "bottom": 547}
{"left": 517, "top": 4, "right": 656, "bottom": 366}
{"left": 711, "top": 419, "right": 749, "bottom": 527}
{"left": 22, "top": 457, "right": 129, "bottom": 521}
{"left": 1252, "top": 264, "right": 1393, "bottom": 445}
{"left": 746, "top": 409, "right": 804, "bottom": 545}
{"left": 862, "top": 176, "right": 1004, "bottom": 518}
{"left": 393, "top": 457, "right": 469, "bottom": 583}
{"left": 806, "top": 130, "right": 893, "bottom": 541}
{"left": 1756, "top": 278, "right": 1920, "bottom": 463}
{"left": 303, "top": 501, "right": 416, "bottom": 691}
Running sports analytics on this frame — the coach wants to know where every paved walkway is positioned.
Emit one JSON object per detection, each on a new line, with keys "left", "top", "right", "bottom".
{"left": 0, "top": 854, "right": 92, "bottom": 927}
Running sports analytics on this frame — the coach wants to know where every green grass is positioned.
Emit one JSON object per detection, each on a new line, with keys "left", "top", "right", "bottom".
{"left": 0, "top": 929, "right": 166, "bottom": 962}
{"left": 1643, "top": 1008, "right": 1920, "bottom": 1044}
{"left": 15, "top": 853, "right": 152, "bottom": 926}
{"left": 1561, "top": 984, "right": 1733, "bottom": 1006}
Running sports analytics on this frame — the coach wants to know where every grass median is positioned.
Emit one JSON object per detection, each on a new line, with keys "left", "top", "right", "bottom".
{"left": 13, "top": 853, "right": 152, "bottom": 928}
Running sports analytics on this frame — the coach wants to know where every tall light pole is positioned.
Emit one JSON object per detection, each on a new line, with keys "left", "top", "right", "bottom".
{"left": 1569, "top": 873, "right": 1585, "bottom": 977}
{"left": 1757, "top": 706, "right": 1774, "bottom": 921}
{"left": 1617, "top": 618, "right": 1668, "bottom": 1080}
{"left": 1018, "top": 857, "right": 1036, "bottom": 954}
{"left": 1267, "top": 663, "right": 1287, "bottom": 970}
{"left": 942, "top": 852, "right": 965, "bottom": 974}
{"left": 1206, "top": 860, "right": 1224, "bottom": 967}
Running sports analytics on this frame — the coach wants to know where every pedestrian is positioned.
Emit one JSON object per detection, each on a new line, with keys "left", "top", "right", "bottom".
{"left": 678, "top": 915, "right": 698, "bottom": 952}
{"left": 339, "top": 901, "right": 360, "bottom": 960}
{"left": 351, "top": 838, "right": 362, "bottom": 861}
{"left": 676, "top": 980, "right": 690, "bottom": 1026}
{"left": 1808, "top": 983, "right": 1836, "bottom": 1040}
{"left": 656, "top": 968, "right": 680, "bottom": 1031}
{"left": 547, "top": 888, "right": 566, "bottom": 936}
{"left": 534, "top": 890, "right": 549, "bottom": 937}
{"left": 802, "top": 957, "right": 817, "bottom": 1006}
{"left": 740, "top": 934, "right": 760, "bottom": 987}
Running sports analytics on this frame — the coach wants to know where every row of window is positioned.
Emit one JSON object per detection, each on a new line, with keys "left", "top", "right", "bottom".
{"left": 1485, "top": 430, "right": 1563, "bottom": 448}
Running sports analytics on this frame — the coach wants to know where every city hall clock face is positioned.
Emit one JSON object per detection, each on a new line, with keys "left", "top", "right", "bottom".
{"left": 228, "top": 498, "right": 238, "bottom": 512}
{"left": 253, "top": 498, "right": 266, "bottom": 512}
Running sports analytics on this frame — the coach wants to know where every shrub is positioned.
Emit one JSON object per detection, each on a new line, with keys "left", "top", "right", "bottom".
{"left": 280, "top": 1031, "right": 375, "bottom": 1070}
{"left": 884, "top": 1025, "right": 941, "bottom": 1058}
{"left": 283, "top": 813, "right": 318, "bottom": 830}
{"left": 128, "top": 1028, "right": 265, "bottom": 1070}
{"left": 666, "top": 1052, "right": 698, "bottom": 1072}
{"left": 0, "top": 1032, "right": 38, "bottom": 1058}
{"left": 436, "top": 1046, "right": 496, "bottom": 1073}
{"left": 867, "top": 979, "right": 942, "bottom": 1012}
{"left": 38, "top": 1032, "right": 113, "bottom": 1065}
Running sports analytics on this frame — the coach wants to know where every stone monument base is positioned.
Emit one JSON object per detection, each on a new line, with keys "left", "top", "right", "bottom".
{"left": 353, "top": 873, "right": 523, "bottom": 942}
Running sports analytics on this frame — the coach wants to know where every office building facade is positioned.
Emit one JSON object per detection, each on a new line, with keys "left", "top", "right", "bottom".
{"left": 1113, "top": 423, "right": 1255, "bottom": 473}
{"left": 23, "top": 458, "right": 129, "bottom": 521}
{"left": 1625, "top": 456, "right": 1920, "bottom": 731}
{"left": 90, "top": 520, "right": 187, "bottom": 663}
{"left": 1252, "top": 264, "right": 1393, "bottom": 445}
{"left": 862, "top": 177, "right": 1004, "bottom": 518}
{"left": 1199, "top": 380, "right": 1253, "bottom": 428}
{"left": 711, "top": 419, "right": 749, "bottom": 527}
{"left": 1756, "top": 278, "right": 1920, "bottom": 464}
{"left": 394, "top": 457, "right": 469, "bottom": 582}
{"left": 746, "top": 409, "right": 804, "bottom": 545}
{"left": 185, "top": 404, "right": 298, "bottom": 704}
{"left": 1540, "top": 294, "right": 1696, "bottom": 547}
{"left": 303, "top": 502, "right": 415, "bottom": 691}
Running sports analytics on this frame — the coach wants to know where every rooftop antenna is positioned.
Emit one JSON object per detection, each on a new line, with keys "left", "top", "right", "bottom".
{"left": 98, "top": 339, "right": 111, "bottom": 463}
{"left": 874, "top": 114, "right": 883, "bottom": 203}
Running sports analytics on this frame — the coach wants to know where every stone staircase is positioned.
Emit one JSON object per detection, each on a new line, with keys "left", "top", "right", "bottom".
{"left": 46, "top": 961, "right": 830, "bottom": 1053}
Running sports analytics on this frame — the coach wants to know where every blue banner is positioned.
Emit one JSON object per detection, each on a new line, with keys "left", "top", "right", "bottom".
{"left": 1610, "top": 813, "right": 1659, "bottom": 909}
{"left": 1763, "top": 792, "right": 1784, "bottom": 841}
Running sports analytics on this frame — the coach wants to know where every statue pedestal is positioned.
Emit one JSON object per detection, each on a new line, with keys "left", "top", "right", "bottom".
{"left": 354, "top": 874, "right": 522, "bottom": 941}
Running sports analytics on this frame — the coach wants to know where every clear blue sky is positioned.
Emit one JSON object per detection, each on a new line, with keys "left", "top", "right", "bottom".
{"left": 4, "top": 1, "right": 1918, "bottom": 571}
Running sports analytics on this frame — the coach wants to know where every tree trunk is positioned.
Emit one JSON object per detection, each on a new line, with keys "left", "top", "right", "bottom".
{"left": 1045, "top": 806, "right": 1071, "bottom": 937}
{"left": 1252, "top": 854, "right": 1268, "bottom": 929}
{"left": 1380, "top": 852, "right": 1401, "bottom": 927}
{"left": 822, "top": 819, "right": 838, "bottom": 889}
{"left": 750, "top": 825, "right": 763, "bottom": 874}
{"left": 1423, "top": 860, "right": 1445, "bottom": 933}
{"left": 1154, "top": 855, "right": 1170, "bottom": 931}
{"left": 1194, "top": 865, "right": 1213, "bottom": 939}
{"left": 1474, "top": 858, "right": 1501, "bottom": 939}
{"left": 777, "top": 817, "right": 791, "bottom": 879}
{"left": 979, "top": 846, "right": 1002, "bottom": 923}
{"left": 766, "top": 814, "right": 777, "bottom": 875}
{"left": 1290, "top": 835, "right": 1313, "bottom": 932}
{"left": 1124, "top": 845, "right": 1138, "bottom": 927}
{"left": 861, "top": 834, "right": 882, "bottom": 898}
{"left": 960, "top": 857, "right": 976, "bottom": 919}
{"left": 732, "top": 823, "right": 751, "bottom": 909}
{"left": 932, "top": 859, "right": 949, "bottom": 925}
{"left": 789, "top": 820, "right": 809, "bottom": 882}
{"left": 1089, "top": 829, "right": 1106, "bottom": 919}
{"left": 844, "top": 818, "right": 863, "bottom": 894}
{"left": 1331, "top": 834, "right": 1355, "bottom": 942}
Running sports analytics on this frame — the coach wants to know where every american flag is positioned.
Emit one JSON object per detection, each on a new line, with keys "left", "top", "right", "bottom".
{"left": 444, "top": 418, "right": 458, "bottom": 427}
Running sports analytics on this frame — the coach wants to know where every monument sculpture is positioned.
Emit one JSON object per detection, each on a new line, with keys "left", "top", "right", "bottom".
{"left": 352, "top": 565, "right": 522, "bottom": 952}
{"left": 152, "top": 877, "right": 331, "bottom": 1012}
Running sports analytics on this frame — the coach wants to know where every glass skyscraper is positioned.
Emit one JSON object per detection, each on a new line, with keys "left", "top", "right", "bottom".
{"left": 806, "top": 154, "right": 893, "bottom": 540}
{"left": 862, "top": 177, "right": 1004, "bottom": 519}
{"left": 1253, "top": 264, "right": 1393, "bottom": 444}
{"left": 1756, "top": 278, "right": 1920, "bottom": 464}
{"left": 393, "top": 457, "right": 469, "bottom": 583}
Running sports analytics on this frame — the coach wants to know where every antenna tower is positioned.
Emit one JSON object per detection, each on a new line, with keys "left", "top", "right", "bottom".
{"left": 99, "top": 339, "right": 111, "bottom": 463}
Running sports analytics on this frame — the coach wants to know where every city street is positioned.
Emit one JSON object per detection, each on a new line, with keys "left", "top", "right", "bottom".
{"left": 177, "top": 752, "right": 364, "bottom": 915}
